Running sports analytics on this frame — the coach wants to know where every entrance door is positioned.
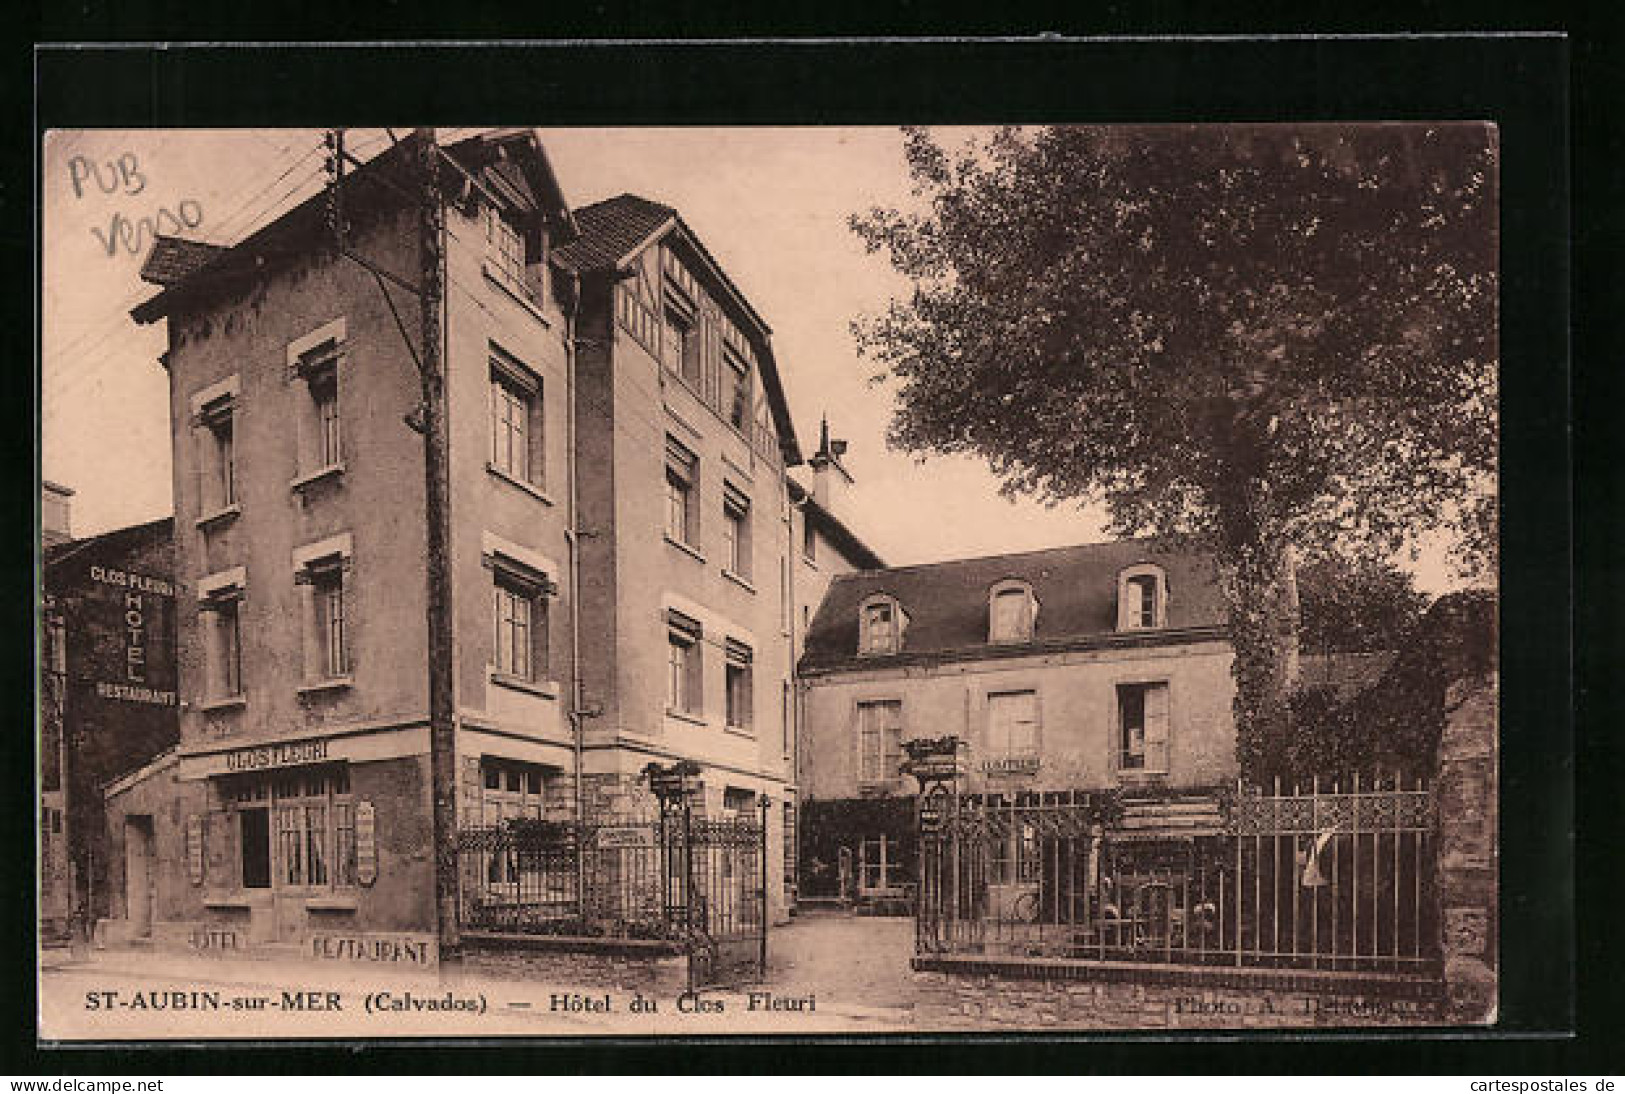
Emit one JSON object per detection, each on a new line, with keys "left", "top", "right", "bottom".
{"left": 240, "top": 808, "right": 271, "bottom": 889}
{"left": 124, "top": 816, "right": 155, "bottom": 939}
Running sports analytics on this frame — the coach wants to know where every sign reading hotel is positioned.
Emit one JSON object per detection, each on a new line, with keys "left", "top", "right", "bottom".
{"left": 83, "top": 563, "right": 177, "bottom": 707}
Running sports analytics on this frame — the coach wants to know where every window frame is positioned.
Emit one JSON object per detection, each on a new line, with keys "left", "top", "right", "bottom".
{"left": 489, "top": 350, "right": 545, "bottom": 491}
{"left": 858, "top": 593, "right": 906, "bottom": 656}
{"left": 665, "top": 610, "right": 704, "bottom": 717}
{"left": 200, "top": 396, "right": 237, "bottom": 513}
{"left": 722, "top": 481, "right": 752, "bottom": 581}
{"left": 986, "top": 689, "right": 1041, "bottom": 762}
{"left": 485, "top": 206, "right": 537, "bottom": 304}
{"left": 722, "top": 345, "right": 752, "bottom": 433}
{"left": 988, "top": 580, "right": 1038, "bottom": 643}
{"left": 664, "top": 436, "right": 700, "bottom": 547}
{"left": 199, "top": 587, "right": 245, "bottom": 703}
{"left": 663, "top": 297, "right": 702, "bottom": 388}
{"left": 230, "top": 765, "right": 355, "bottom": 892}
{"left": 293, "top": 535, "right": 354, "bottom": 688}
{"left": 1116, "top": 564, "right": 1169, "bottom": 631}
{"left": 856, "top": 698, "right": 904, "bottom": 787}
{"left": 490, "top": 561, "right": 552, "bottom": 685}
{"left": 724, "top": 638, "right": 754, "bottom": 732}
{"left": 1115, "top": 679, "right": 1172, "bottom": 775}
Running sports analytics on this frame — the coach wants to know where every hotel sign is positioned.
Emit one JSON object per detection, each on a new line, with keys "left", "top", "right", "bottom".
{"left": 594, "top": 825, "right": 655, "bottom": 849}
{"left": 982, "top": 755, "right": 1042, "bottom": 777}
{"left": 355, "top": 802, "right": 377, "bottom": 886}
{"left": 186, "top": 814, "right": 204, "bottom": 885}
{"left": 78, "top": 563, "right": 177, "bottom": 707}
{"left": 224, "top": 739, "right": 330, "bottom": 772}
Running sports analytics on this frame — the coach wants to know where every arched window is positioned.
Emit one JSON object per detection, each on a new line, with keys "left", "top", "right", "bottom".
{"left": 988, "top": 579, "right": 1038, "bottom": 643}
{"left": 858, "top": 593, "right": 907, "bottom": 655}
{"left": 1116, "top": 564, "right": 1169, "bottom": 630}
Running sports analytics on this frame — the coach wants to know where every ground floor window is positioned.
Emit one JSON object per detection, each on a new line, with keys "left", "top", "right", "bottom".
{"left": 860, "top": 834, "right": 906, "bottom": 893}
{"left": 226, "top": 764, "right": 353, "bottom": 891}
{"left": 986, "top": 820, "right": 1041, "bottom": 886}
{"left": 477, "top": 758, "right": 547, "bottom": 827}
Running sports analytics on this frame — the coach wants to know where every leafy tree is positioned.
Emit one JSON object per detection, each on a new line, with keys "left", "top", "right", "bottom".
{"left": 1297, "top": 554, "right": 1431, "bottom": 657}
{"left": 851, "top": 124, "right": 1496, "bottom": 777}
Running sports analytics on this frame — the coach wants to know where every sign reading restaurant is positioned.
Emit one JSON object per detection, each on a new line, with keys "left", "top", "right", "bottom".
{"left": 78, "top": 562, "right": 177, "bottom": 707}
{"left": 224, "top": 739, "right": 330, "bottom": 773}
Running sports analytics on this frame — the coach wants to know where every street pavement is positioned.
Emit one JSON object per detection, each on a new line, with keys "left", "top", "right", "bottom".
{"left": 38, "top": 912, "right": 921, "bottom": 1041}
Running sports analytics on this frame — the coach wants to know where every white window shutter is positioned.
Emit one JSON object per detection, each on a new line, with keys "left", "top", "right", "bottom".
{"left": 1145, "top": 683, "right": 1171, "bottom": 772}
{"left": 1015, "top": 692, "right": 1038, "bottom": 754}
{"left": 1117, "top": 579, "right": 1135, "bottom": 631}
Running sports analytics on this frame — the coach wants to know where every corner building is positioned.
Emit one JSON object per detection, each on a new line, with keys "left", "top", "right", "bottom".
{"left": 123, "top": 132, "right": 809, "bottom": 951}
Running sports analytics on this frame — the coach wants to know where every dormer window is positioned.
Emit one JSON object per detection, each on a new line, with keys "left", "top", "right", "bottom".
{"left": 1117, "top": 564, "right": 1169, "bottom": 631}
{"left": 988, "top": 580, "right": 1038, "bottom": 643}
{"left": 859, "top": 594, "right": 907, "bottom": 656}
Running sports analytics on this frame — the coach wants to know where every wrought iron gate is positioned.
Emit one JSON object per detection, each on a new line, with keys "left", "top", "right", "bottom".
{"left": 660, "top": 796, "right": 769, "bottom": 991}
{"left": 457, "top": 795, "right": 769, "bottom": 990}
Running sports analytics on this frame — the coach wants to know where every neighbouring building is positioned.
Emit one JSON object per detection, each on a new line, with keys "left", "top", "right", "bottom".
{"left": 109, "top": 130, "right": 836, "bottom": 954}
{"left": 783, "top": 421, "right": 886, "bottom": 904}
{"left": 795, "top": 540, "right": 1238, "bottom": 906}
{"left": 40, "top": 502, "right": 178, "bottom": 943}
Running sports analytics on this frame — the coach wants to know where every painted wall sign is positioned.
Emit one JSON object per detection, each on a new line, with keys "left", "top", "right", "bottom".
{"left": 77, "top": 563, "right": 177, "bottom": 706}
{"left": 310, "top": 932, "right": 435, "bottom": 966}
{"left": 354, "top": 801, "right": 377, "bottom": 886}
{"left": 186, "top": 814, "right": 204, "bottom": 884}
{"left": 593, "top": 825, "right": 655, "bottom": 849}
{"left": 223, "top": 739, "right": 330, "bottom": 772}
{"left": 189, "top": 927, "right": 239, "bottom": 951}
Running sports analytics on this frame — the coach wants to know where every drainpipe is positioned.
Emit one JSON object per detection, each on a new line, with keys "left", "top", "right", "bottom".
{"left": 562, "top": 266, "right": 587, "bottom": 904}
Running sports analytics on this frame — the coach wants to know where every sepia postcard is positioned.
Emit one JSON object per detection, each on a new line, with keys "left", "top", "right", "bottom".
{"left": 38, "top": 116, "right": 1502, "bottom": 1042}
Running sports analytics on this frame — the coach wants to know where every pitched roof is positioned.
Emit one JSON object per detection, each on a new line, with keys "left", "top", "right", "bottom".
{"left": 800, "top": 539, "right": 1228, "bottom": 674}
{"left": 139, "top": 236, "right": 227, "bottom": 287}
{"left": 787, "top": 479, "right": 885, "bottom": 570}
{"left": 42, "top": 516, "right": 175, "bottom": 572}
{"left": 552, "top": 194, "right": 675, "bottom": 273}
{"left": 133, "top": 131, "right": 573, "bottom": 325}
{"left": 553, "top": 192, "right": 803, "bottom": 465}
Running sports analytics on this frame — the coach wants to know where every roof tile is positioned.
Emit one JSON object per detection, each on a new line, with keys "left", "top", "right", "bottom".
{"left": 552, "top": 194, "right": 674, "bottom": 272}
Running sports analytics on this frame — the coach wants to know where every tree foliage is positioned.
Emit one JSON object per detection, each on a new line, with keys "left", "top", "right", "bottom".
{"left": 852, "top": 125, "right": 1497, "bottom": 777}
{"left": 1297, "top": 553, "right": 1431, "bottom": 656}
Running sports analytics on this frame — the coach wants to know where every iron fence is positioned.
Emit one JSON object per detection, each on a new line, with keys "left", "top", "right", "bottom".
{"left": 917, "top": 776, "right": 1438, "bottom": 977}
{"left": 457, "top": 816, "right": 678, "bottom": 940}
{"left": 456, "top": 807, "right": 769, "bottom": 987}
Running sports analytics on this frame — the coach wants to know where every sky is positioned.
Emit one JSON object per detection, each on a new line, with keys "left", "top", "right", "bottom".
{"left": 40, "top": 126, "right": 1474, "bottom": 593}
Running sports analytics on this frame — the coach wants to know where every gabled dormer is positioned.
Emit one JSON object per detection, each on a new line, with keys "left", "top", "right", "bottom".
{"left": 1116, "top": 563, "right": 1169, "bottom": 631}
{"left": 987, "top": 578, "right": 1038, "bottom": 643}
{"left": 858, "top": 592, "right": 908, "bottom": 656}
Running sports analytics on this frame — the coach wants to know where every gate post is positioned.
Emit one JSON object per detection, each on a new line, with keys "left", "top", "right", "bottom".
{"left": 902, "top": 736, "right": 967, "bottom": 957}
{"left": 758, "top": 794, "right": 771, "bottom": 975}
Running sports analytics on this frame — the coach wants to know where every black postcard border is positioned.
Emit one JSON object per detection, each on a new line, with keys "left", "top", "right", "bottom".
{"left": 16, "top": 32, "right": 1595, "bottom": 1074}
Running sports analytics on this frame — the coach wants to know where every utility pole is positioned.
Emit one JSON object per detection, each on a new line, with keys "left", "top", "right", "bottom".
{"left": 416, "top": 127, "right": 461, "bottom": 966}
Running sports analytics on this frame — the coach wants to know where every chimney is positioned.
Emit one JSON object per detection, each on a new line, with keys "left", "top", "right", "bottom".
{"left": 808, "top": 415, "right": 855, "bottom": 520}
{"left": 41, "top": 481, "right": 74, "bottom": 548}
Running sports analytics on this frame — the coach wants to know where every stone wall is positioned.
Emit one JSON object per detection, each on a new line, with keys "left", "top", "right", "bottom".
{"left": 463, "top": 937, "right": 686, "bottom": 997}
{"left": 1434, "top": 670, "right": 1498, "bottom": 1024}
